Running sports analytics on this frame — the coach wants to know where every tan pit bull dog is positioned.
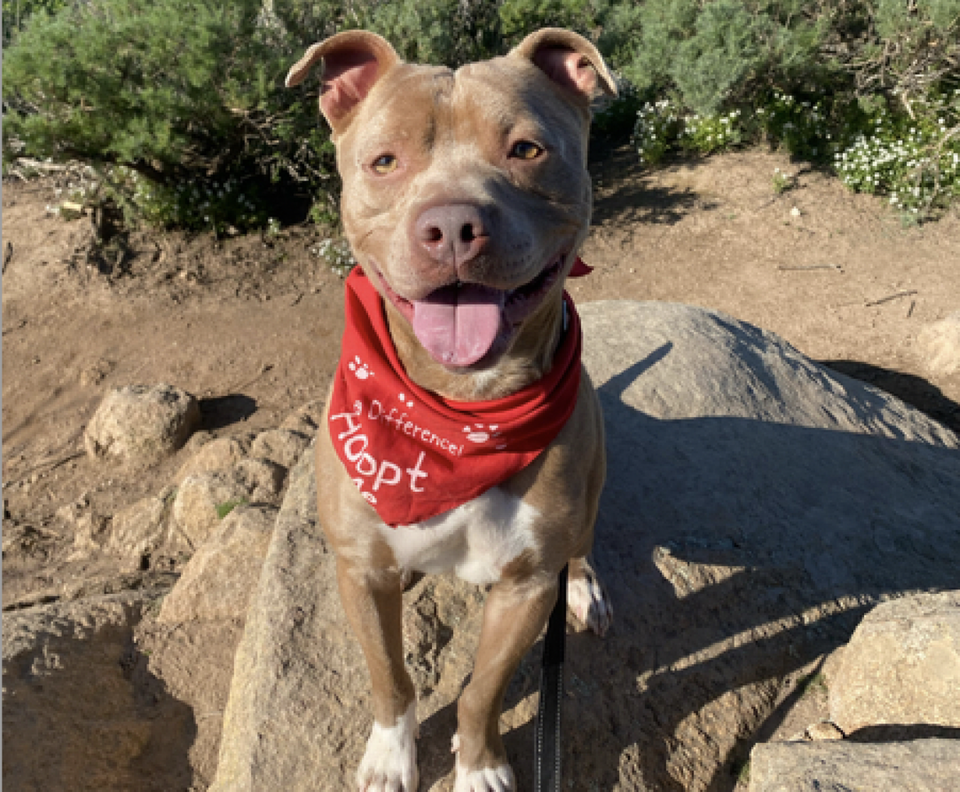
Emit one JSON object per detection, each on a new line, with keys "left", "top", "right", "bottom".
{"left": 286, "top": 27, "right": 616, "bottom": 792}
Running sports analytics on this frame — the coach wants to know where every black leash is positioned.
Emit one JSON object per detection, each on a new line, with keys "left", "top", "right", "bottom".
{"left": 534, "top": 564, "right": 568, "bottom": 792}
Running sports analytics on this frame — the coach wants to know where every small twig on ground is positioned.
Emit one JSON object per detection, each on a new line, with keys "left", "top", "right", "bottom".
{"left": 3, "top": 242, "right": 13, "bottom": 274}
{"left": 228, "top": 363, "right": 275, "bottom": 394}
{"left": 2, "top": 320, "right": 28, "bottom": 336}
{"left": 865, "top": 289, "right": 918, "bottom": 307}
{"left": 907, "top": 300, "right": 917, "bottom": 318}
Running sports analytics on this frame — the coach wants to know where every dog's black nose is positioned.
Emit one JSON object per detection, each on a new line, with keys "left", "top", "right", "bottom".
{"left": 415, "top": 204, "right": 490, "bottom": 267}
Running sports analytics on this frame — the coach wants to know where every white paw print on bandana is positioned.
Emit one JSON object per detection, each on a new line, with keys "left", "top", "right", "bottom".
{"left": 398, "top": 392, "right": 414, "bottom": 408}
{"left": 464, "top": 423, "right": 507, "bottom": 449}
{"left": 348, "top": 355, "right": 373, "bottom": 380}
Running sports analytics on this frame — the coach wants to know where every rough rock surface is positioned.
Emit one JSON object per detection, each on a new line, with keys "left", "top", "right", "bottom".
{"left": 176, "top": 435, "right": 252, "bottom": 482}
{"left": 828, "top": 590, "right": 960, "bottom": 734}
{"left": 170, "top": 457, "right": 287, "bottom": 556}
{"left": 83, "top": 383, "right": 201, "bottom": 463}
{"left": 128, "top": 506, "right": 278, "bottom": 790}
{"left": 105, "top": 488, "right": 175, "bottom": 568}
{"left": 2, "top": 591, "right": 194, "bottom": 792}
{"left": 233, "top": 457, "right": 286, "bottom": 500}
{"left": 279, "top": 399, "right": 326, "bottom": 436}
{"left": 748, "top": 738, "right": 960, "bottom": 791}
{"left": 249, "top": 428, "right": 310, "bottom": 470}
{"left": 159, "top": 505, "right": 276, "bottom": 624}
{"left": 212, "top": 301, "right": 960, "bottom": 791}
{"left": 170, "top": 471, "right": 257, "bottom": 551}
{"left": 917, "top": 311, "right": 960, "bottom": 377}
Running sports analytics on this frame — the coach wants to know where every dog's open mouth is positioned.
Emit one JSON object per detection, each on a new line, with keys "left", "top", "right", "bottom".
{"left": 376, "top": 254, "right": 566, "bottom": 368}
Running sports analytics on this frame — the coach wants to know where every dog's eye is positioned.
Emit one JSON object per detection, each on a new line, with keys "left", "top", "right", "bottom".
{"left": 510, "top": 141, "right": 543, "bottom": 160}
{"left": 371, "top": 154, "right": 398, "bottom": 174}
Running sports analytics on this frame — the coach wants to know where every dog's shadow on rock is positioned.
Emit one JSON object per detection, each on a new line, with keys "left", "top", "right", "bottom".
{"left": 530, "top": 334, "right": 960, "bottom": 792}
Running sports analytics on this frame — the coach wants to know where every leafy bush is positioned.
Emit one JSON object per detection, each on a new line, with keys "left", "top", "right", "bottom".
{"left": 835, "top": 90, "right": 960, "bottom": 214}
{"left": 634, "top": 99, "right": 684, "bottom": 164}
{"left": 633, "top": 87, "right": 960, "bottom": 216}
{"left": 626, "top": 1, "right": 960, "bottom": 216}
{"left": 3, "top": 0, "right": 337, "bottom": 230}
{"left": 619, "top": 0, "right": 830, "bottom": 117}
{"left": 1, "top": 0, "right": 70, "bottom": 46}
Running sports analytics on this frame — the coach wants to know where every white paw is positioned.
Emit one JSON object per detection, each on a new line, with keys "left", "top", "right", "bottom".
{"left": 357, "top": 703, "right": 419, "bottom": 792}
{"left": 451, "top": 734, "right": 515, "bottom": 791}
{"left": 568, "top": 572, "right": 612, "bottom": 636}
{"left": 454, "top": 760, "right": 515, "bottom": 792}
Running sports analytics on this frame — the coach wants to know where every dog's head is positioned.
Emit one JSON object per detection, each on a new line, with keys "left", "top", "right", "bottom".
{"left": 288, "top": 29, "right": 615, "bottom": 372}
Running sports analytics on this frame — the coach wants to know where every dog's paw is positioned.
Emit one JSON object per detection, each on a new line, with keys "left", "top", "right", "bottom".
{"left": 567, "top": 567, "right": 612, "bottom": 637}
{"left": 453, "top": 763, "right": 515, "bottom": 792}
{"left": 451, "top": 734, "right": 515, "bottom": 791}
{"left": 357, "top": 704, "right": 419, "bottom": 792}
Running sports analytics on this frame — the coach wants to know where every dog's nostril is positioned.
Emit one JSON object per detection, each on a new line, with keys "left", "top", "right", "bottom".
{"left": 459, "top": 224, "right": 477, "bottom": 243}
{"left": 423, "top": 226, "right": 443, "bottom": 243}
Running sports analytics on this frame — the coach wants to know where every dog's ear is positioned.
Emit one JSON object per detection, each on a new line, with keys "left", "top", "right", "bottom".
{"left": 286, "top": 31, "right": 400, "bottom": 132}
{"left": 510, "top": 28, "right": 617, "bottom": 103}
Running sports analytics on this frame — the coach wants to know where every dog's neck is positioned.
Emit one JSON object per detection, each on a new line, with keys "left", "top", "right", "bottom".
{"left": 384, "top": 295, "right": 566, "bottom": 402}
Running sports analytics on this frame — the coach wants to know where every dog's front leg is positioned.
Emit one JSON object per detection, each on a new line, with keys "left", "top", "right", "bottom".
{"left": 453, "top": 573, "right": 558, "bottom": 791}
{"left": 337, "top": 557, "right": 419, "bottom": 792}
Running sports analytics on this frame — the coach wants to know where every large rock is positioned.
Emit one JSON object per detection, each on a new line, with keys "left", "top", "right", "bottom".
{"left": 159, "top": 504, "right": 276, "bottom": 624}
{"left": 2, "top": 592, "right": 194, "bottom": 792}
{"left": 214, "top": 301, "right": 960, "bottom": 791}
{"left": 748, "top": 738, "right": 960, "bottom": 791}
{"left": 828, "top": 590, "right": 960, "bottom": 734}
{"left": 135, "top": 619, "right": 248, "bottom": 791}
{"left": 233, "top": 457, "right": 286, "bottom": 500}
{"left": 84, "top": 383, "right": 201, "bottom": 463}
{"left": 133, "top": 505, "right": 276, "bottom": 792}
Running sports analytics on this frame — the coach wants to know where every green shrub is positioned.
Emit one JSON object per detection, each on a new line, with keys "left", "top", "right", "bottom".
{"left": 835, "top": 90, "right": 960, "bottom": 214}
{"left": 626, "top": 1, "right": 960, "bottom": 216}
{"left": 3, "top": 0, "right": 337, "bottom": 230}
{"left": 634, "top": 98, "right": 684, "bottom": 164}
{"left": 620, "top": 0, "right": 831, "bottom": 117}
{"left": 1, "top": 0, "right": 70, "bottom": 46}
{"left": 633, "top": 86, "right": 960, "bottom": 216}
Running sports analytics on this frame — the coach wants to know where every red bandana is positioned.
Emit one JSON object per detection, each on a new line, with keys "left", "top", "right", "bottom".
{"left": 328, "top": 268, "right": 584, "bottom": 527}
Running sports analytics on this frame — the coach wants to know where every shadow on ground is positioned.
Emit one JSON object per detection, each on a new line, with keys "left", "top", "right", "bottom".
{"left": 590, "top": 145, "right": 719, "bottom": 227}
{"left": 199, "top": 394, "right": 257, "bottom": 430}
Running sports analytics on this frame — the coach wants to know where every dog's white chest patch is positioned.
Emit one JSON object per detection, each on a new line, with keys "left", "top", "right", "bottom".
{"left": 380, "top": 488, "right": 539, "bottom": 586}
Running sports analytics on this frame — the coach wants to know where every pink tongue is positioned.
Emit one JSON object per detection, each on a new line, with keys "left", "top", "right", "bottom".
{"left": 412, "top": 283, "right": 505, "bottom": 367}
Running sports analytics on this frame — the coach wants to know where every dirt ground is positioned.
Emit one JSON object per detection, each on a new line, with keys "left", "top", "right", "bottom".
{"left": 3, "top": 144, "right": 959, "bottom": 610}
